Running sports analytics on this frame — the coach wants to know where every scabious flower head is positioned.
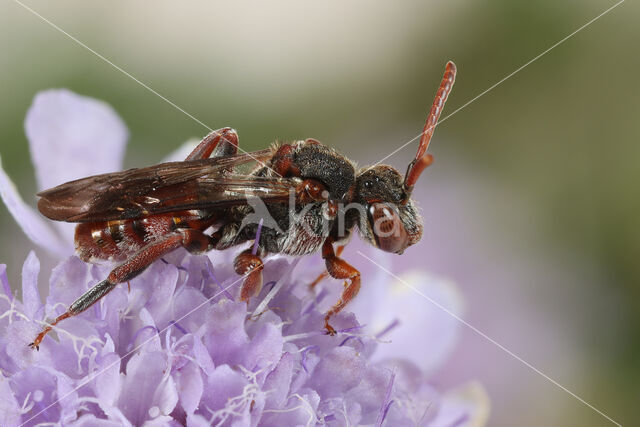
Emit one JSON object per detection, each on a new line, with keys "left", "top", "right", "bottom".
{"left": 0, "top": 90, "right": 489, "bottom": 426}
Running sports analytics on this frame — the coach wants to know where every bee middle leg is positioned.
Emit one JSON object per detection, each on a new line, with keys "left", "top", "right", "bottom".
{"left": 234, "top": 249, "right": 264, "bottom": 302}
{"left": 29, "top": 228, "right": 212, "bottom": 350}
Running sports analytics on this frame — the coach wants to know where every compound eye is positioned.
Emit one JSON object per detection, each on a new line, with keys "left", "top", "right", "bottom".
{"left": 368, "top": 203, "right": 409, "bottom": 254}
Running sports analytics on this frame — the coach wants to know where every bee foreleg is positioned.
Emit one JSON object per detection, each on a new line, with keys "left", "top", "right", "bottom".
{"left": 320, "top": 239, "right": 360, "bottom": 336}
{"left": 309, "top": 245, "right": 345, "bottom": 290}
{"left": 295, "top": 179, "right": 330, "bottom": 203}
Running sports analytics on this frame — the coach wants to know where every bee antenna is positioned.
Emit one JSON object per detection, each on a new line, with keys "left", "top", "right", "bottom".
{"left": 403, "top": 61, "right": 456, "bottom": 197}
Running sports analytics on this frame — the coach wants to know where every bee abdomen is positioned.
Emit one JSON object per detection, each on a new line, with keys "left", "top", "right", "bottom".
{"left": 74, "top": 211, "right": 212, "bottom": 262}
{"left": 75, "top": 219, "right": 159, "bottom": 262}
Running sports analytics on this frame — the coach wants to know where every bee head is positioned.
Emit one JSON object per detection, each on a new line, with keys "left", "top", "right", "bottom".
{"left": 354, "top": 165, "right": 422, "bottom": 254}
{"left": 353, "top": 61, "right": 456, "bottom": 254}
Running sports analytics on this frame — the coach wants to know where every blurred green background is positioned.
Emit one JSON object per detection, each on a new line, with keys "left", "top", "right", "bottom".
{"left": 0, "top": 1, "right": 638, "bottom": 425}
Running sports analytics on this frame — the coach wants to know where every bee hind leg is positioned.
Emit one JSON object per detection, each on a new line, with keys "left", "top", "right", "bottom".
{"left": 29, "top": 229, "right": 208, "bottom": 350}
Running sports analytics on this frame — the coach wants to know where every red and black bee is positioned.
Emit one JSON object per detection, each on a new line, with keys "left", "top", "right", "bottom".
{"left": 29, "top": 61, "right": 456, "bottom": 349}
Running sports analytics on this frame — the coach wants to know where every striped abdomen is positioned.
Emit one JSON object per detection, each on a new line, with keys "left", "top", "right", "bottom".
{"left": 74, "top": 210, "right": 213, "bottom": 262}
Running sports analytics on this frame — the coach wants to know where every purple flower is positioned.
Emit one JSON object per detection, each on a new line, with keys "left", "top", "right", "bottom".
{"left": 0, "top": 90, "right": 489, "bottom": 426}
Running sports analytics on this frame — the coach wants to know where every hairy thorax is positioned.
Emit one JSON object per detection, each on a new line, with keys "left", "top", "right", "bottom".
{"left": 216, "top": 140, "right": 357, "bottom": 256}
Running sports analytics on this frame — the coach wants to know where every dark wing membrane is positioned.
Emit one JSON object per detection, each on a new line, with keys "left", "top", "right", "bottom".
{"left": 37, "top": 149, "right": 297, "bottom": 222}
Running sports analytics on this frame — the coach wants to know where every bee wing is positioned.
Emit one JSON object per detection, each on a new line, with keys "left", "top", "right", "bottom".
{"left": 37, "top": 149, "right": 297, "bottom": 222}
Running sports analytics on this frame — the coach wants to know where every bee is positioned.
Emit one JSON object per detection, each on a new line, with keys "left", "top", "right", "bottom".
{"left": 29, "top": 62, "right": 456, "bottom": 349}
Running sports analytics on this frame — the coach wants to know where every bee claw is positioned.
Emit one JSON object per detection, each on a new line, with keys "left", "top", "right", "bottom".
{"left": 28, "top": 342, "right": 39, "bottom": 351}
{"left": 324, "top": 325, "right": 337, "bottom": 336}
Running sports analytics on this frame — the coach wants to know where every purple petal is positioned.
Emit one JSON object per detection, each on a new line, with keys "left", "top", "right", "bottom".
{"left": 5, "top": 320, "right": 44, "bottom": 370}
{"left": 186, "top": 413, "right": 211, "bottom": 427}
{"left": 25, "top": 89, "right": 128, "bottom": 191}
{"left": 205, "top": 259, "right": 234, "bottom": 301}
{"left": 46, "top": 316, "right": 103, "bottom": 378}
{"left": 309, "top": 346, "right": 366, "bottom": 399}
{"left": 199, "top": 364, "right": 253, "bottom": 422}
{"left": 25, "top": 89, "right": 128, "bottom": 240}
{"left": 0, "top": 156, "right": 68, "bottom": 255}
{"left": 377, "top": 360, "right": 439, "bottom": 425}
{"left": 97, "top": 285, "right": 128, "bottom": 348}
{"left": 168, "top": 320, "right": 188, "bottom": 335}
{"left": 261, "top": 388, "right": 320, "bottom": 427}
{"left": 117, "top": 351, "right": 178, "bottom": 425}
{"left": 93, "top": 352, "right": 122, "bottom": 407}
{"left": 192, "top": 334, "right": 216, "bottom": 374}
{"left": 0, "top": 374, "right": 21, "bottom": 426}
{"left": 143, "top": 416, "right": 177, "bottom": 426}
{"left": 9, "top": 366, "right": 78, "bottom": 426}
{"left": 344, "top": 366, "right": 394, "bottom": 425}
{"left": 0, "top": 211, "right": 488, "bottom": 426}
{"left": 171, "top": 286, "right": 210, "bottom": 333}
{"left": 0, "top": 264, "right": 12, "bottom": 299}
{"left": 202, "top": 299, "right": 249, "bottom": 366}
{"left": 429, "top": 382, "right": 490, "bottom": 427}
{"left": 377, "top": 371, "right": 395, "bottom": 427}
{"left": 90, "top": 350, "right": 131, "bottom": 425}
{"left": 47, "top": 256, "right": 91, "bottom": 310}
{"left": 262, "top": 352, "right": 295, "bottom": 409}
{"left": 173, "top": 361, "right": 203, "bottom": 415}
{"left": 353, "top": 269, "right": 463, "bottom": 375}
{"left": 134, "top": 308, "right": 162, "bottom": 353}
{"left": 143, "top": 261, "right": 179, "bottom": 327}
{"left": 21, "top": 251, "right": 41, "bottom": 319}
{"left": 318, "top": 397, "right": 362, "bottom": 426}
{"left": 244, "top": 322, "right": 284, "bottom": 373}
{"left": 68, "top": 414, "right": 123, "bottom": 427}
